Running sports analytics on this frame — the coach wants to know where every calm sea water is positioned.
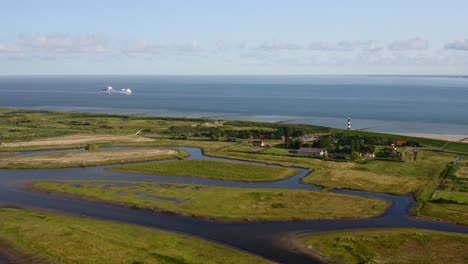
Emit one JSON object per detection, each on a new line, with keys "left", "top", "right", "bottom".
{"left": 1, "top": 75, "right": 467, "bottom": 135}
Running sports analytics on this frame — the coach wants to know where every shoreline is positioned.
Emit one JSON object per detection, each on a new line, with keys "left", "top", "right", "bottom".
{"left": 388, "top": 132, "right": 468, "bottom": 143}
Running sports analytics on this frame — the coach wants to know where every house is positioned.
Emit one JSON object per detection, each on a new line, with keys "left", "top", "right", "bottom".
{"left": 290, "top": 148, "right": 327, "bottom": 156}
{"left": 381, "top": 146, "right": 399, "bottom": 157}
{"left": 396, "top": 140, "right": 407, "bottom": 146}
{"left": 299, "top": 135, "right": 320, "bottom": 144}
{"left": 252, "top": 141, "right": 265, "bottom": 147}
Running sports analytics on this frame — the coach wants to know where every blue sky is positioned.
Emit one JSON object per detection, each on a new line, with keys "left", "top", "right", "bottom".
{"left": 1, "top": 0, "right": 468, "bottom": 75}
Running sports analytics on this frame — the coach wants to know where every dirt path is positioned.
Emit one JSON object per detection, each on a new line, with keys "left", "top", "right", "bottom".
{"left": 0, "top": 134, "right": 154, "bottom": 148}
{"left": 0, "top": 149, "right": 179, "bottom": 166}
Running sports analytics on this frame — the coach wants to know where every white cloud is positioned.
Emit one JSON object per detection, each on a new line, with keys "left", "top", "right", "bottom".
{"left": 308, "top": 41, "right": 379, "bottom": 51}
{"left": 122, "top": 40, "right": 202, "bottom": 56}
{"left": 388, "top": 37, "right": 428, "bottom": 51}
{"left": 253, "top": 41, "right": 302, "bottom": 51}
{"left": 444, "top": 39, "right": 468, "bottom": 51}
{"left": 0, "top": 33, "right": 108, "bottom": 59}
{"left": 0, "top": 43, "right": 22, "bottom": 54}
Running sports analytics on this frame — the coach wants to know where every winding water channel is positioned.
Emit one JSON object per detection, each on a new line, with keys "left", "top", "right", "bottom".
{"left": 0, "top": 147, "right": 467, "bottom": 264}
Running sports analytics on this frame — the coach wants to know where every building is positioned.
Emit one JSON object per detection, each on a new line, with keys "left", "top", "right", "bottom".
{"left": 387, "top": 144, "right": 397, "bottom": 150}
{"left": 299, "top": 135, "right": 320, "bottom": 144}
{"left": 252, "top": 141, "right": 265, "bottom": 147}
{"left": 396, "top": 140, "right": 407, "bottom": 146}
{"left": 290, "top": 148, "right": 327, "bottom": 156}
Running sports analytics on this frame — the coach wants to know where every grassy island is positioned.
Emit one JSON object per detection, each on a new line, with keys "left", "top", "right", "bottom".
{"left": 31, "top": 180, "right": 389, "bottom": 221}
{"left": 108, "top": 159, "right": 298, "bottom": 181}
{"left": 0, "top": 208, "right": 270, "bottom": 264}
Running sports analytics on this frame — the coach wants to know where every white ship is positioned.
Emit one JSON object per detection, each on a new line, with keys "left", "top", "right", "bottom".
{"left": 101, "top": 86, "right": 132, "bottom": 95}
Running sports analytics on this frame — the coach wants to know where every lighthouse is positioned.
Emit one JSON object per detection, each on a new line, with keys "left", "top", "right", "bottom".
{"left": 347, "top": 117, "right": 351, "bottom": 130}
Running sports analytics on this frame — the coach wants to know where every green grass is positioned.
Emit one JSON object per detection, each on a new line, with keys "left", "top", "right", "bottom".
{"left": 0, "top": 108, "right": 332, "bottom": 146}
{"left": 417, "top": 156, "right": 468, "bottom": 224}
{"left": 31, "top": 180, "right": 389, "bottom": 221}
{"left": 302, "top": 167, "right": 424, "bottom": 195}
{"left": 419, "top": 202, "right": 468, "bottom": 224}
{"left": 352, "top": 151, "right": 455, "bottom": 178}
{"left": 224, "top": 143, "right": 266, "bottom": 153}
{"left": 108, "top": 159, "right": 298, "bottom": 181}
{"left": 443, "top": 141, "right": 468, "bottom": 152}
{"left": 344, "top": 130, "right": 448, "bottom": 148}
{"left": 0, "top": 108, "right": 212, "bottom": 143}
{"left": 260, "top": 147, "right": 291, "bottom": 155}
{"left": 301, "top": 151, "right": 454, "bottom": 195}
{"left": 301, "top": 229, "right": 468, "bottom": 264}
{"left": 456, "top": 164, "right": 468, "bottom": 178}
{"left": 0, "top": 208, "right": 270, "bottom": 264}
{"left": 432, "top": 190, "right": 468, "bottom": 204}
{"left": 0, "top": 152, "right": 18, "bottom": 157}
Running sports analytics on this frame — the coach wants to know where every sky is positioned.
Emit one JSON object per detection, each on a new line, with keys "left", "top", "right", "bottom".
{"left": 1, "top": 0, "right": 468, "bottom": 75}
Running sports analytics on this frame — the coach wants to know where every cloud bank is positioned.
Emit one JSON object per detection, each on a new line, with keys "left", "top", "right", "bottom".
{"left": 444, "top": 39, "right": 468, "bottom": 51}
{"left": 122, "top": 40, "right": 202, "bottom": 56}
{"left": 388, "top": 37, "right": 428, "bottom": 51}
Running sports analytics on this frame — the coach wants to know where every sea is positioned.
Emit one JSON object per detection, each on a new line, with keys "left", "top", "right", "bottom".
{"left": 1, "top": 75, "right": 467, "bottom": 135}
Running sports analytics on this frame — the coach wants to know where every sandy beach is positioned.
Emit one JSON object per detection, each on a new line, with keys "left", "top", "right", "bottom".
{"left": 393, "top": 133, "right": 468, "bottom": 143}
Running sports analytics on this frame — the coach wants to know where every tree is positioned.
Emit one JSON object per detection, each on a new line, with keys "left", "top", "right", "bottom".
{"left": 319, "top": 136, "right": 334, "bottom": 150}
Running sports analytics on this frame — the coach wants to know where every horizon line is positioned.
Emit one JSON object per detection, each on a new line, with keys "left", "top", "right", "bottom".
{"left": 0, "top": 74, "right": 467, "bottom": 78}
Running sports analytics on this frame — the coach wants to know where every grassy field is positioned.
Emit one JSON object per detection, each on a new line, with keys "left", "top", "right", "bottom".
{"left": 0, "top": 208, "right": 270, "bottom": 264}
{"left": 418, "top": 156, "right": 468, "bottom": 224}
{"left": 301, "top": 229, "right": 468, "bottom": 264}
{"left": 0, "top": 108, "right": 330, "bottom": 145}
{"left": 224, "top": 143, "right": 266, "bottom": 153}
{"left": 442, "top": 141, "right": 468, "bottom": 153}
{"left": 0, "top": 148, "right": 188, "bottom": 169}
{"left": 108, "top": 159, "right": 298, "bottom": 181}
{"left": 352, "top": 151, "right": 455, "bottom": 177}
{"left": 432, "top": 190, "right": 468, "bottom": 204}
{"left": 302, "top": 151, "right": 455, "bottom": 195}
{"left": 0, "top": 152, "right": 18, "bottom": 157}
{"left": 0, "top": 108, "right": 209, "bottom": 142}
{"left": 302, "top": 167, "right": 423, "bottom": 194}
{"left": 0, "top": 239, "right": 51, "bottom": 264}
{"left": 260, "top": 147, "right": 292, "bottom": 155}
{"left": 345, "top": 130, "right": 448, "bottom": 147}
{"left": 457, "top": 164, "right": 468, "bottom": 178}
{"left": 31, "top": 180, "right": 389, "bottom": 221}
{"left": 418, "top": 202, "right": 468, "bottom": 224}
